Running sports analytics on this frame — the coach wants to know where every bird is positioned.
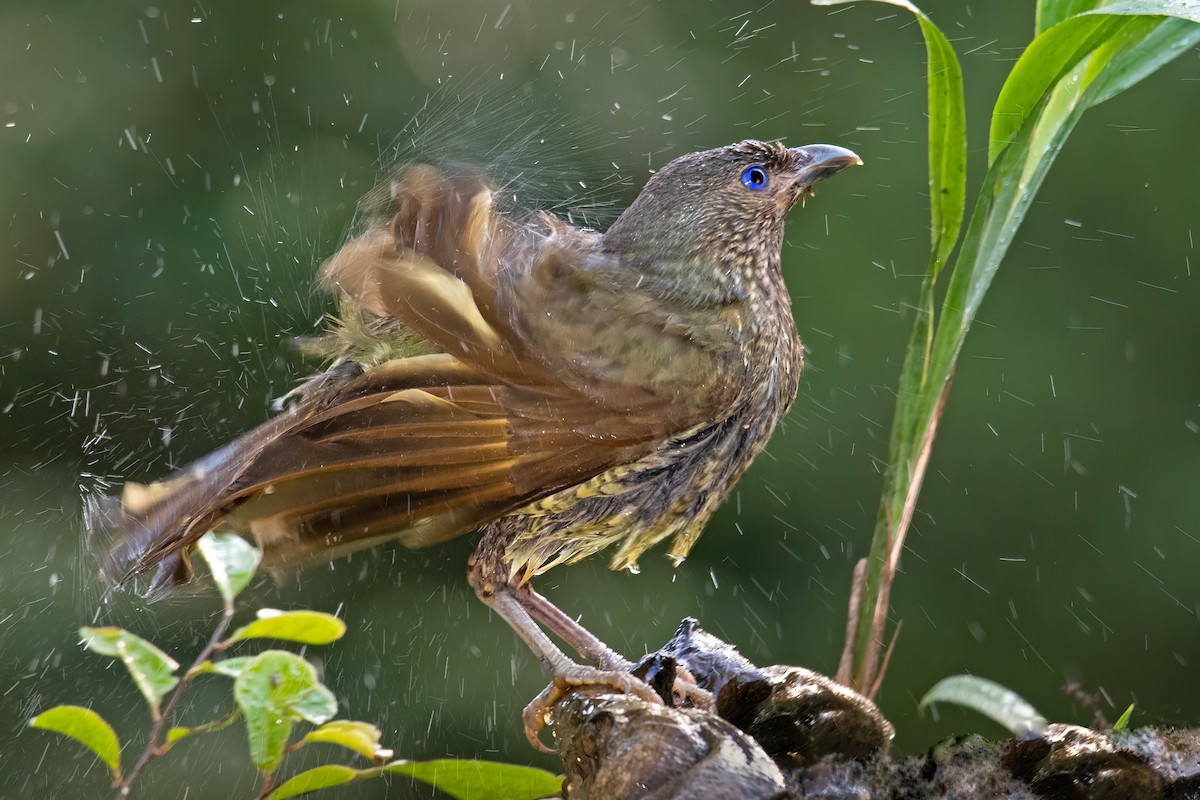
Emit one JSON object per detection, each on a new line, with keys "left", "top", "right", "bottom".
{"left": 90, "top": 138, "right": 861, "bottom": 748}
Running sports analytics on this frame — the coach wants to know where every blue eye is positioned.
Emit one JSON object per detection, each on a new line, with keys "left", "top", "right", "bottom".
{"left": 741, "top": 165, "right": 768, "bottom": 190}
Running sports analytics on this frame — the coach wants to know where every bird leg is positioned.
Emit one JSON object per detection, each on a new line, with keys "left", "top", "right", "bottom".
{"left": 513, "top": 587, "right": 715, "bottom": 710}
{"left": 483, "top": 589, "right": 664, "bottom": 751}
{"left": 468, "top": 539, "right": 712, "bottom": 750}
{"left": 514, "top": 586, "right": 632, "bottom": 670}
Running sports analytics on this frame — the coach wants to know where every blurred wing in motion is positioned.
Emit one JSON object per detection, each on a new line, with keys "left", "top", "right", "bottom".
{"left": 94, "top": 164, "right": 736, "bottom": 595}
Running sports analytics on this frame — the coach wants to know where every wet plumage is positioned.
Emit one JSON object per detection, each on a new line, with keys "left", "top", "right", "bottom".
{"left": 91, "top": 139, "right": 860, "bottom": 745}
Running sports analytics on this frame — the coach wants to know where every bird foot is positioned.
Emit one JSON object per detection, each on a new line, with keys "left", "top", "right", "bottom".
{"left": 523, "top": 665, "right": 664, "bottom": 752}
{"left": 522, "top": 661, "right": 717, "bottom": 752}
{"left": 670, "top": 663, "right": 716, "bottom": 710}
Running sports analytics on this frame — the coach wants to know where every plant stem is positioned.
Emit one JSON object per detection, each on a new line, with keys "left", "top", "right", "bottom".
{"left": 117, "top": 603, "right": 236, "bottom": 798}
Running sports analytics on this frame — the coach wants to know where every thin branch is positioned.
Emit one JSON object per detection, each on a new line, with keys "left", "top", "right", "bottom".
{"left": 117, "top": 602, "right": 237, "bottom": 797}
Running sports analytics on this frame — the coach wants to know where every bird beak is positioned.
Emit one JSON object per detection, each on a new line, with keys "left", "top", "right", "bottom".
{"left": 788, "top": 144, "right": 862, "bottom": 206}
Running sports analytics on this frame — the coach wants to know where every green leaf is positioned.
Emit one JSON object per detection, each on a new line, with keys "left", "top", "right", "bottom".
{"left": 225, "top": 609, "right": 347, "bottom": 647}
{"left": 813, "top": 0, "right": 968, "bottom": 275}
{"left": 1097, "top": 0, "right": 1200, "bottom": 24}
{"left": 1113, "top": 703, "right": 1135, "bottom": 733}
{"left": 80, "top": 627, "right": 179, "bottom": 718}
{"left": 1081, "top": 16, "right": 1200, "bottom": 107}
{"left": 264, "top": 759, "right": 562, "bottom": 800}
{"left": 812, "top": 0, "right": 967, "bottom": 691}
{"left": 920, "top": 675, "right": 1048, "bottom": 736}
{"left": 1037, "top": 0, "right": 1200, "bottom": 34}
{"left": 953, "top": 7, "right": 1198, "bottom": 340}
{"left": 29, "top": 705, "right": 122, "bottom": 779}
{"left": 1037, "top": 0, "right": 1102, "bottom": 34}
{"left": 190, "top": 656, "right": 254, "bottom": 679}
{"left": 164, "top": 710, "right": 241, "bottom": 749}
{"left": 384, "top": 760, "right": 564, "bottom": 800}
{"left": 196, "top": 531, "right": 261, "bottom": 605}
{"left": 302, "top": 720, "right": 393, "bottom": 761}
{"left": 990, "top": 1, "right": 1200, "bottom": 166}
{"left": 267, "top": 765, "right": 358, "bottom": 799}
{"left": 812, "top": 0, "right": 1200, "bottom": 698}
{"left": 989, "top": 13, "right": 1131, "bottom": 164}
{"left": 234, "top": 650, "right": 338, "bottom": 771}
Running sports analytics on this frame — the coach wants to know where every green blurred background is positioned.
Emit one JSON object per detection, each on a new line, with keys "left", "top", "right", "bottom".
{"left": 2, "top": 1, "right": 1198, "bottom": 796}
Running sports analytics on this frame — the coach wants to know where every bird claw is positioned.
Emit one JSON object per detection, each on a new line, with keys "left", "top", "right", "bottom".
{"left": 522, "top": 665, "right": 665, "bottom": 752}
{"left": 669, "top": 664, "right": 715, "bottom": 710}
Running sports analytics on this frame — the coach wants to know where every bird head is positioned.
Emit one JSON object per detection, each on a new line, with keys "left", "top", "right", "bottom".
{"left": 651, "top": 140, "right": 860, "bottom": 215}
{"left": 600, "top": 140, "right": 861, "bottom": 302}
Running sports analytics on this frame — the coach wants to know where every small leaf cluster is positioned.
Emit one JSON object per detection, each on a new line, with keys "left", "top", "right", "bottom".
{"left": 29, "top": 532, "right": 561, "bottom": 800}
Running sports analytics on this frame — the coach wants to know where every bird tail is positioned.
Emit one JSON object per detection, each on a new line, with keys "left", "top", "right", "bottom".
{"left": 87, "top": 399, "right": 325, "bottom": 597}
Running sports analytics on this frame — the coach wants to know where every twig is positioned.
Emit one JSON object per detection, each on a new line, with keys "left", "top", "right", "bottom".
{"left": 117, "top": 603, "right": 237, "bottom": 797}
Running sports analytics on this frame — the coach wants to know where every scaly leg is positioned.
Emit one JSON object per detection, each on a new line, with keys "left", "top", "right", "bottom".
{"left": 514, "top": 587, "right": 714, "bottom": 708}
{"left": 483, "top": 589, "right": 663, "bottom": 750}
{"left": 468, "top": 536, "right": 712, "bottom": 750}
{"left": 514, "top": 586, "right": 632, "bottom": 669}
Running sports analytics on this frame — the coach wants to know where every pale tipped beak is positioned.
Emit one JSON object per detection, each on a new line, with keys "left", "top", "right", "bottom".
{"left": 790, "top": 144, "right": 863, "bottom": 189}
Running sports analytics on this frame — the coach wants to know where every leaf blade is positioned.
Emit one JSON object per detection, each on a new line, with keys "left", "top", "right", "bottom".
{"left": 813, "top": 0, "right": 967, "bottom": 692}
{"left": 80, "top": 626, "right": 179, "bottom": 717}
{"left": 920, "top": 674, "right": 1048, "bottom": 736}
{"left": 266, "top": 765, "right": 359, "bottom": 800}
{"left": 233, "top": 650, "right": 338, "bottom": 772}
{"left": 385, "top": 759, "right": 564, "bottom": 800}
{"left": 988, "top": 14, "right": 1129, "bottom": 165}
{"left": 224, "top": 609, "right": 347, "bottom": 647}
{"left": 1113, "top": 703, "right": 1135, "bottom": 733}
{"left": 302, "top": 720, "right": 393, "bottom": 762}
{"left": 29, "top": 705, "right": 122, "bottom": 778}
{"left": 196, "top": 531, "right": 262, "bottom": 605}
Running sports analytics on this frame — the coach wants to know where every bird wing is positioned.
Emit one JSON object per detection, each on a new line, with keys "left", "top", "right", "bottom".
{"left": 97, "top": 164, "right": 743, "bottom": 594}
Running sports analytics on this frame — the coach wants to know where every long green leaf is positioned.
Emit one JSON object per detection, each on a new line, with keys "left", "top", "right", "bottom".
{"left": 384, "top": 760, "right": 564, "bottom": 800}
{"left": 990, "top": 0, "right": 1200, "bottom": 165}
{"left": 812, "top": 0, "right": 967, "bottom": 691}
{"left": 810, "top": 0, "right": 1198, "bottom": 693}
{"left": 920, "top": 674, "right": 1048, "bottom": 736}
{"left": 989, "top": 14, "right": 1131, "bottom": 164}
{"left": 1083, "top": 16, "right": 1200, "bottom": 106}
{"left": 1038, "top": 0, "right": 1200, "bottom": 34}
{"left": 1037, "top": 0, "right": 1102, "bottom": 33}
{"left": 955, "top": 10, "right": 1198, "bottom": 342}
{"left": 1098, "top": 0, "right": 1200, "bottom": 23}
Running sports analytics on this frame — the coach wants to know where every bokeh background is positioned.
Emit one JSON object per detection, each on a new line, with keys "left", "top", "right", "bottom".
{"left": 2, "top": 1, "right": 1198, "bottom": 796}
